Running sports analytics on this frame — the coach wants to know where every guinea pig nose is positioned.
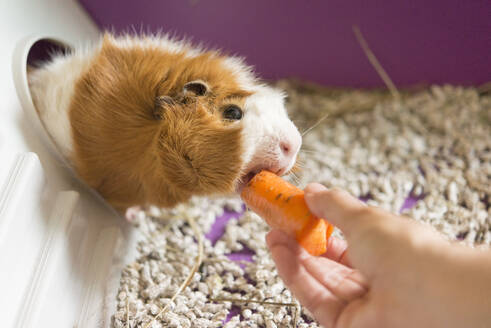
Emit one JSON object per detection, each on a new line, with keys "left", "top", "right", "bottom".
{"left": 279, "top": 133, "right": 301, "bottom": 162}
{"left": 280, "top": 140, "right": 293, "bottom": 157}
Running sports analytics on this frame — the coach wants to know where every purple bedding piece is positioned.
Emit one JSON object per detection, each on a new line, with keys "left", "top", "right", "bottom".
{"left": 400, "top": 194, "right": 425, "bottom": 212}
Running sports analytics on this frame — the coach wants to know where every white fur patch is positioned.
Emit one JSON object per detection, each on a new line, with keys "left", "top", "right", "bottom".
{"left": 221, "top": 56, "right": 258, "bottom": 91}
{"left": 28, "top": 41, "right": 102, "bottom": 160}
{"left": 240, "top": 85, "right": 302, "bottom": 175}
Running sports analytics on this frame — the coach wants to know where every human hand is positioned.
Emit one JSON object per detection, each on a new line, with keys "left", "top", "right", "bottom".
{"left": 266, "top": 183, "right": 491, "bottom": 328}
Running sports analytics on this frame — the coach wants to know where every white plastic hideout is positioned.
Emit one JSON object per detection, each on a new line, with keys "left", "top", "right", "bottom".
{"left": 1, "top": 33, "right": 138, "bottom": 327}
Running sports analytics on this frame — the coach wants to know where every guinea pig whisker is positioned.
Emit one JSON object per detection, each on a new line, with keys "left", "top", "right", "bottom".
{"left": 292, "top": 119, "right": 307, "bottom": 126}
{"left": 293, "top": 157, "right": 305, "bottom": 165}
{"left": 299, "top": 151, "right": 318, "bottom": 159}
{"left": 300, "top": 145, "right": 317, "bottom": 151}
{"left": 301, "top": 113, "right": 330, "bottom": 137}
{"left": 300, "top": 146, "right": 322, "bottom": 156}
{"left": 291, "top": 158, "right": 305, "bottom": 173}
{"left": 299, "top": 149, "right": 318, "bottom": 154}
{"left": 294, "top": 161, "right": 305, "bottom": 169}
{"left": 289, "top": 171, "right": 301, "bottom": 185}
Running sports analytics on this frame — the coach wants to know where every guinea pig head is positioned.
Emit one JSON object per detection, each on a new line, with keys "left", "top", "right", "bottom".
{"left": 153, "top": 80, "right": 302, "bottom": 199}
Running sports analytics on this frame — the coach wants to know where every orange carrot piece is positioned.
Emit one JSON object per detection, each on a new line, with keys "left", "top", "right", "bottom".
{"left": 241, "top": 170, "right": 334, "bottom": 256}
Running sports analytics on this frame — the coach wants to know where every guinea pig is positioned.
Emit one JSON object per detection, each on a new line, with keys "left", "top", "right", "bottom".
{"left": 28, "top": 33, "right": 302, "bottom": 213}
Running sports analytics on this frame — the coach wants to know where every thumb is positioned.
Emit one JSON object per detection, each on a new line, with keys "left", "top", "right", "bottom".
{"left": 304, "top": 183, "right": 367, "bottom": 237}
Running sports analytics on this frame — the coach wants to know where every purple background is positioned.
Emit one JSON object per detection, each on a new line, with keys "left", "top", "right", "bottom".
{"left": 78, "top": 0, "right": 490, "bottom": 87}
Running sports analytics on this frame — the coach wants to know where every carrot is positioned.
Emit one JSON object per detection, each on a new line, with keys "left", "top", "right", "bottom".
{"left": 241, "top": 170, "right": 334, "bottom": 256}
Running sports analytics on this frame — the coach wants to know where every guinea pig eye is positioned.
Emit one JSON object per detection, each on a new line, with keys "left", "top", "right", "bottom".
{"left": 222, "top": 105, "right": 243, "bottom": 120}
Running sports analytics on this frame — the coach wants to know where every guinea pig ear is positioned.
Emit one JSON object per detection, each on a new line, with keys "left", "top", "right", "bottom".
{"left": 153, "top": 96, "right": 175, "bottom": 120}
{"left": 183, "top": 80, "right": 209, "bottom": 97}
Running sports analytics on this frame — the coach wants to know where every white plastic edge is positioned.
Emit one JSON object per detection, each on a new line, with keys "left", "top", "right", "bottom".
{"left": 77, "top": 226, "right": 122, "bottom": 328}
{"left": 0, "top": 152, "right": 45, "bottom": 243}
{"left": 15, "top": 190, "right": 80, "bottom": 328}
{"left": 12, "top": 35, "right": 74, "bottom": 166}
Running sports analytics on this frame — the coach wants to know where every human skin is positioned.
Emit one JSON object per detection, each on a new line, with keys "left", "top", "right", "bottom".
{"left": 266, "top": 183, "right": 491, "bottom": 328}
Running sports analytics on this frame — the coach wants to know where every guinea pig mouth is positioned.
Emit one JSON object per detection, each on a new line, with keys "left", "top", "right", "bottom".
{"left": 236, "top": 166, "right": 285, "bottom": 193}
{"left": 236, "top": 170, "right": 261, "bottom": 193}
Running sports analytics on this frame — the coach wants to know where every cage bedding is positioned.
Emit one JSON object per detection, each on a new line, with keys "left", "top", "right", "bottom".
{"left": 111, "top": 80, "right": 490, "bottom": 327}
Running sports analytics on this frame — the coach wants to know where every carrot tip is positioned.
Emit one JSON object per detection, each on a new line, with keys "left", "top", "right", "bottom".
{"left": 241, "top": 170, "right": 335, "bottom": 256}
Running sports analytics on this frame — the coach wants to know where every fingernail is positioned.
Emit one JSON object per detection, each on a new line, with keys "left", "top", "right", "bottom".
{"left": 304, "top": 183, "right": 327, "bottom": 195}
{"left": 304, "top": 193, "right": 325, "bottom": 220}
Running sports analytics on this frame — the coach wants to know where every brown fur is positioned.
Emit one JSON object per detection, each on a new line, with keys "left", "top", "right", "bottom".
{"left": 69, "top": 35, "right": 252, "bottom": 211}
